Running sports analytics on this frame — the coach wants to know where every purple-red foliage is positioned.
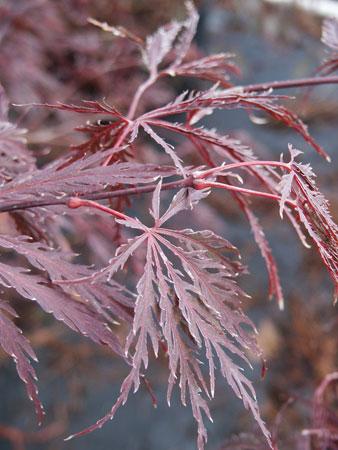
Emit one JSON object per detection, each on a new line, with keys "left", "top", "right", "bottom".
{"left": 0, "top": 2, "right": 337, "bottom": 449}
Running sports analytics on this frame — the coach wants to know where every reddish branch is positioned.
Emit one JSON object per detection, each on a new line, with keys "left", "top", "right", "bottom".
{"left": 67, "top": 197, "right": 130, "bottom": 220}
{"left": 196, "top": 160, "right": 292, "bottom": 178}
{"left": 0, "top": 176, "right": 193, "bottom": 213}
{"left": 242, "top": 75, "right": 338, "bottom": 92}
{"left": 194, "top": 179, "right": 297, "bottom": 208}
{"left": 0, "top": 158, "right": 300, "bottom": 216}
{"left": 0, "top": 158, "right": 295, "bottom": 215}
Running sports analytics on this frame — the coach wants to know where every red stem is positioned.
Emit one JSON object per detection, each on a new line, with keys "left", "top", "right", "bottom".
{"left": 67, "top": 197, "right": 130, "bottom": 220}
{"left": 103, "top": 73, "right": 159, "bottom": 166}
{"left": 242, "top": 75, "right": 338, "bottom": 92}
{"left": 194, "top": 179, "right": 297, "bottom": 208}
{"left": 127, "top": 75, "right": 157, "bottom": 120}
{"left": 0, "top": 176, "right": 195, "bottom": 214}
{"left": 197, "top": 160, "right": 291, "bottom": 178}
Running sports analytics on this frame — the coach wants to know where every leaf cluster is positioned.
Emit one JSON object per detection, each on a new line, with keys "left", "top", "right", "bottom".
{"left": 0, "top": 3, "right": 337, "bottom": 450}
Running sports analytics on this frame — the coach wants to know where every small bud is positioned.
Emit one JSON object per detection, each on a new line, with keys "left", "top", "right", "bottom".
{"left": 67, "top": 197, "right": 83, "bottom": 209}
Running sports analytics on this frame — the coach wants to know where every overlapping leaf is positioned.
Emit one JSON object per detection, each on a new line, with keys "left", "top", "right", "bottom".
{"left": 147, "top": 120, "right": 286, "bottom": 306}
{"left": 0, "top": 149, "right": 177, "bottom": 206}
{"left": 65, "top": 187, "right": 269, "bottom": 450}
{"left": 0, "top": 300, "right": 43, "bottom": 423}
{"left": 0, "top": 238, "right": 130, "bottom": 424}
{"left": 141, "top": 87, "right": 329, "bottom": 160}
{"left": 170, "top": 0, "right": 199, "bottom": 68}
{"left": 35, "top": 99, "right": 129, "bottom": 155}
{"left": 278, "top": 146, "right": 338, "bottom": 300}
{"left": 166, "top": 53, "right": 240, "bottom": 87}
{"left": 40, "top": 99, "right": 125, "bottom": 120}
{"left": 0, "top": 235, "right": 134, "bottom": 322}
{"left": 0, "top": 262, "right": 122, "bottom": 354}
{"left": 142, "top": 1, "right": 198, "bottom": 75}
{"left": 143, "top": 21, "right": 182, "bottom": 75}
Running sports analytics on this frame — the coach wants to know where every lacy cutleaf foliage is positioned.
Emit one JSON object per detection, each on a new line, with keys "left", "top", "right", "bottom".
{"left": 0, "top": 3, "right": 337, "bottom": 450}
{"left": 65, "top": 187, "right": 269, "bottom": 447}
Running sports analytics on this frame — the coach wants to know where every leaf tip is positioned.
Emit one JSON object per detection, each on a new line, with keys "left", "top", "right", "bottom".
{"left": 64, "top": 434, "right": 75, "bottom": 442}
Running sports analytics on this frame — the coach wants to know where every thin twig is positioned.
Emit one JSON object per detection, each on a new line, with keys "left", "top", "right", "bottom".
{"left": 194, "top": 179, "right": 297, "bottom": 208}
{"left": 242, "top": 75, "right": 338, "bottom": 92}
{"left": 0, "top": 176, "right": 194, "bottom": 214}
